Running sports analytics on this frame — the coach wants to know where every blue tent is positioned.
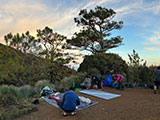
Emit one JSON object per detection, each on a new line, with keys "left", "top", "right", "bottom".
{"left": 103, "top": 74, "right": 118, "bottom": 88}
{"left": 103, "top": 74, "right": 112, "bottom": 87}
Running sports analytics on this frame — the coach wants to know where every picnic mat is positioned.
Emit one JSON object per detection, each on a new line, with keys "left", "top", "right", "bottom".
{"left": 79, "top": 89, "right": 121, "bottom": 100}
{"left": 42, "top": 95, "right": 99, "bottom": 111}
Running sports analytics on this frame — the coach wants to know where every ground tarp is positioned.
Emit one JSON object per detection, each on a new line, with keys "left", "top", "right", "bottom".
{"left": 42, "top": 95, "right": 99, "bottom": 111}
{"left": 79, "top": 89, "right": 121, "bottom": 100}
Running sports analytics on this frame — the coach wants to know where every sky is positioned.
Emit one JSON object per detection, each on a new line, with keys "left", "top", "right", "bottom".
{"left": 0, "top": 0, "right": 160, "bottom": 68}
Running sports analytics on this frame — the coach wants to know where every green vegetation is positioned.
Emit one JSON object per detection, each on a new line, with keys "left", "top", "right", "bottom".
{"left": 0, "top": 80, "right": 57, "bottom": 120}
{"left": 78, "top": 53, "right": 128, "bottom": 77}
{"left": 0, "top": 5, "right": 158, "bottom": 120}
{"left": 126, "top": 50, "right": 156, "bottom": 84}
{"left": 55, "top": 72, "right": 86, "bottom": 92}
{"left": 0, "top": 43, "right": 76, "bottom": 85}
{"left": 0, "top": 85, "right": 35, "bottom": 120}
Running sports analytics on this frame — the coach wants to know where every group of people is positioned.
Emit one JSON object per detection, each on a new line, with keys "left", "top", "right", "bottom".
{"left": 56, "top": 66, "right": 160, "bottom": 117}
{"left": 57, "top": 73, "right": 125, "bottom": 116}
{"left": 80, "top": 74, "right": 125, "bottom": 90}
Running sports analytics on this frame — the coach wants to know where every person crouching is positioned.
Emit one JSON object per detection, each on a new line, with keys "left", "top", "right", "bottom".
{"left": 57, "top": 87, "right": 80, "bottom": 116}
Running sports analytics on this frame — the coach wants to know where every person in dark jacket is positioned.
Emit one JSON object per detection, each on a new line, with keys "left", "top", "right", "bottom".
{"left": 154, "top": 66, "right": 160, "bottom": 94}
{"left": 91, "top": 74, "right": 103, "bottom": 89}
{"left": 57, "top": 88, "right": 80, "bottom": 116}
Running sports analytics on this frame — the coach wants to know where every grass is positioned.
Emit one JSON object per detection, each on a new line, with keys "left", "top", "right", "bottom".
{"left": 0, "top": 80, "right": 55, "bottom": 120}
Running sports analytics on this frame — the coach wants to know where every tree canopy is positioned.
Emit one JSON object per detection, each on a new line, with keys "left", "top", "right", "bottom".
{"left": 67, "top": 6, "right": 123, "bottom": 54}
{"left": 4, "top": 31, "right": 40, "bottom": 55}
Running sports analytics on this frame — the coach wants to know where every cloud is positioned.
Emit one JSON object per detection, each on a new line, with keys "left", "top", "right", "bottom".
{"left": 113, "top": 0, "right": 160, "bottom": 27}
{"left": 148, "top": 32, "right": 160, "bottom": 45}
{"left": 82, "top": 0, "right": 114, "bottom": 9}
{"left": 1, "top": 0, "right": 159, "bottom": 44}
{"left": 146, "top": 1, "right": 160, "bottom": 15}
{"left": 0, "top": 0, "right": 89, "bottom": 43}
{"left": 143, "top": 31, "right": 160, "bottom": 51}
{"left": 143, "top": 47, "right": 158, "bottom": 51}
{"left": 0, "top": 1, "right": 47, "bottom": 42}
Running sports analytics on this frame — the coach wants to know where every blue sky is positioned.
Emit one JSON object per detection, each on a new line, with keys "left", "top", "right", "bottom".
{"left": 0, "top": 0, "right": 160, "bottom": 68}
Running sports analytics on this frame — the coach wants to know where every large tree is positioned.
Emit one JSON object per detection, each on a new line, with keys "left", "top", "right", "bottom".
{"left": 37, "top": 27, "right": 68, "bottom": 61}
{"left": 37, "top": 26, "right": 73, "bottom": 83}
{"left": 67, "top": 6, "right": 123, "bottom": 54}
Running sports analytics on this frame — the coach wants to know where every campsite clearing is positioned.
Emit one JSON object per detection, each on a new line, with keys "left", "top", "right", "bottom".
{"left": 16, "top": 87, "right": 160, "bottom": 120}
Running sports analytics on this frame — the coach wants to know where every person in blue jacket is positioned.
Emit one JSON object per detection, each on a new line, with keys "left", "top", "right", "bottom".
{"left": 57, "top": 87, "right": 80, "bottom": 116}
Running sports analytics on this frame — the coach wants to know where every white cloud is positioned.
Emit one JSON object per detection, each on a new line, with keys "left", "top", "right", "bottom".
{"left": 147, "top": 1, "right": 160, "bottom": 14}
{"left": 1, "top": 0, "right": 160, "bottom": 44}
{"left": 148, "top": 31, "right": 160, "bottom": 46}
{"left": 113, "top": 0, "right": 160, "bottom": 27}
{"left": 143, "top": 47, "right": 158, "bottom": 51}
{"left": 143, "top": 31, "right": 160, "bottom": 51}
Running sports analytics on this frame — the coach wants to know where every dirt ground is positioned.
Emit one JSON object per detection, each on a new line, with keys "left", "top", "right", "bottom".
{"left": 16, "top": 87, "right": 160, "bottom": 120}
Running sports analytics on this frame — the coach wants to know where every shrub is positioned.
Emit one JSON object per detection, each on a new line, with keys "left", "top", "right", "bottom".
{"left": 55, "top": 72, "right": 86, "bottom": 92}
{"left": 0, "top": 101, "right": 37, "bottom": 120}
{"left": 0, "top": 84, "right": 37, "bottom": 120}
{"left": 0, "top": 94, "right": 18, "bottom": 107}
{"left": 18, "top": 85, "right": 34, "bottom": 98}
{"left": 0, "top": 85, "right": 19, "bottom": 98}
{"left": 34, "top": 80, "right": 55, "bottom": 94}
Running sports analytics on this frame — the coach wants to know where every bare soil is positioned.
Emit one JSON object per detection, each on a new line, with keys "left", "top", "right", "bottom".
{"left": 16, "top": 87, "right": 160, "bottom": 120}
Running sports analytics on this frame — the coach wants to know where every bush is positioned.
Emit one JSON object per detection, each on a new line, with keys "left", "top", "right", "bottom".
{"left": 18, "top": 85, "right": 34, "bottom": 98}
{"left": 0, "top": 84, "right": 38, "bottom": 120}
{"left": 34, "top": 80, "right": 55, "bottom": 94}
{"left": 0, "top": 94, "right": 18, "bottom": 107}
{"left": 0, "top": 85, "right": 19, "bottom": 98}
{"left": 55, "top": 72, "right": 86, "bottom": 92}
{"left": 0, "top": 101, "right": 37, "bottom": 120}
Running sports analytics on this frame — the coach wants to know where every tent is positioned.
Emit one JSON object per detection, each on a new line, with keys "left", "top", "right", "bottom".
{"left": 103, "top": 74, "right": 112, "bottom": 87}
{"left": 103, "top": 74, "right": 118, "bottom": 88}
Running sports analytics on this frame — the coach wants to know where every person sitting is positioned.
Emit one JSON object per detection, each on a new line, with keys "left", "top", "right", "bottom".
{"left": 57, "top": 87, "right": 80, "bottom": 116}
{"left": 112, "top": 74, "right": 125, "bottom": 90}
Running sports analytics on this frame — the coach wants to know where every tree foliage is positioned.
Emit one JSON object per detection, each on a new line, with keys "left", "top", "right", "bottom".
{"left": 126, "top": 50, "right": 149, "bottom": 84}
{"left": 0, "top": 43, "right": 46, "bottom": 85}
{"left": 4, "top": 31, "right": 41, "bottom": 55}
{"left": 67, "top": 6, "right": 123, "bottom": 54}
{"left": 128, "top": 49, "right": 146, "bottom": 67}
{"left": 37, "top": 26, "right": 74, "bottom": 83}
{"left": 37, "top": 27, "right": 66, "bottom": 61}
{"left": 78, "top": 53, "right": 128, "bottom": 77}
{"left": 1, "top": 27, "right": 76, "bottom": 85}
